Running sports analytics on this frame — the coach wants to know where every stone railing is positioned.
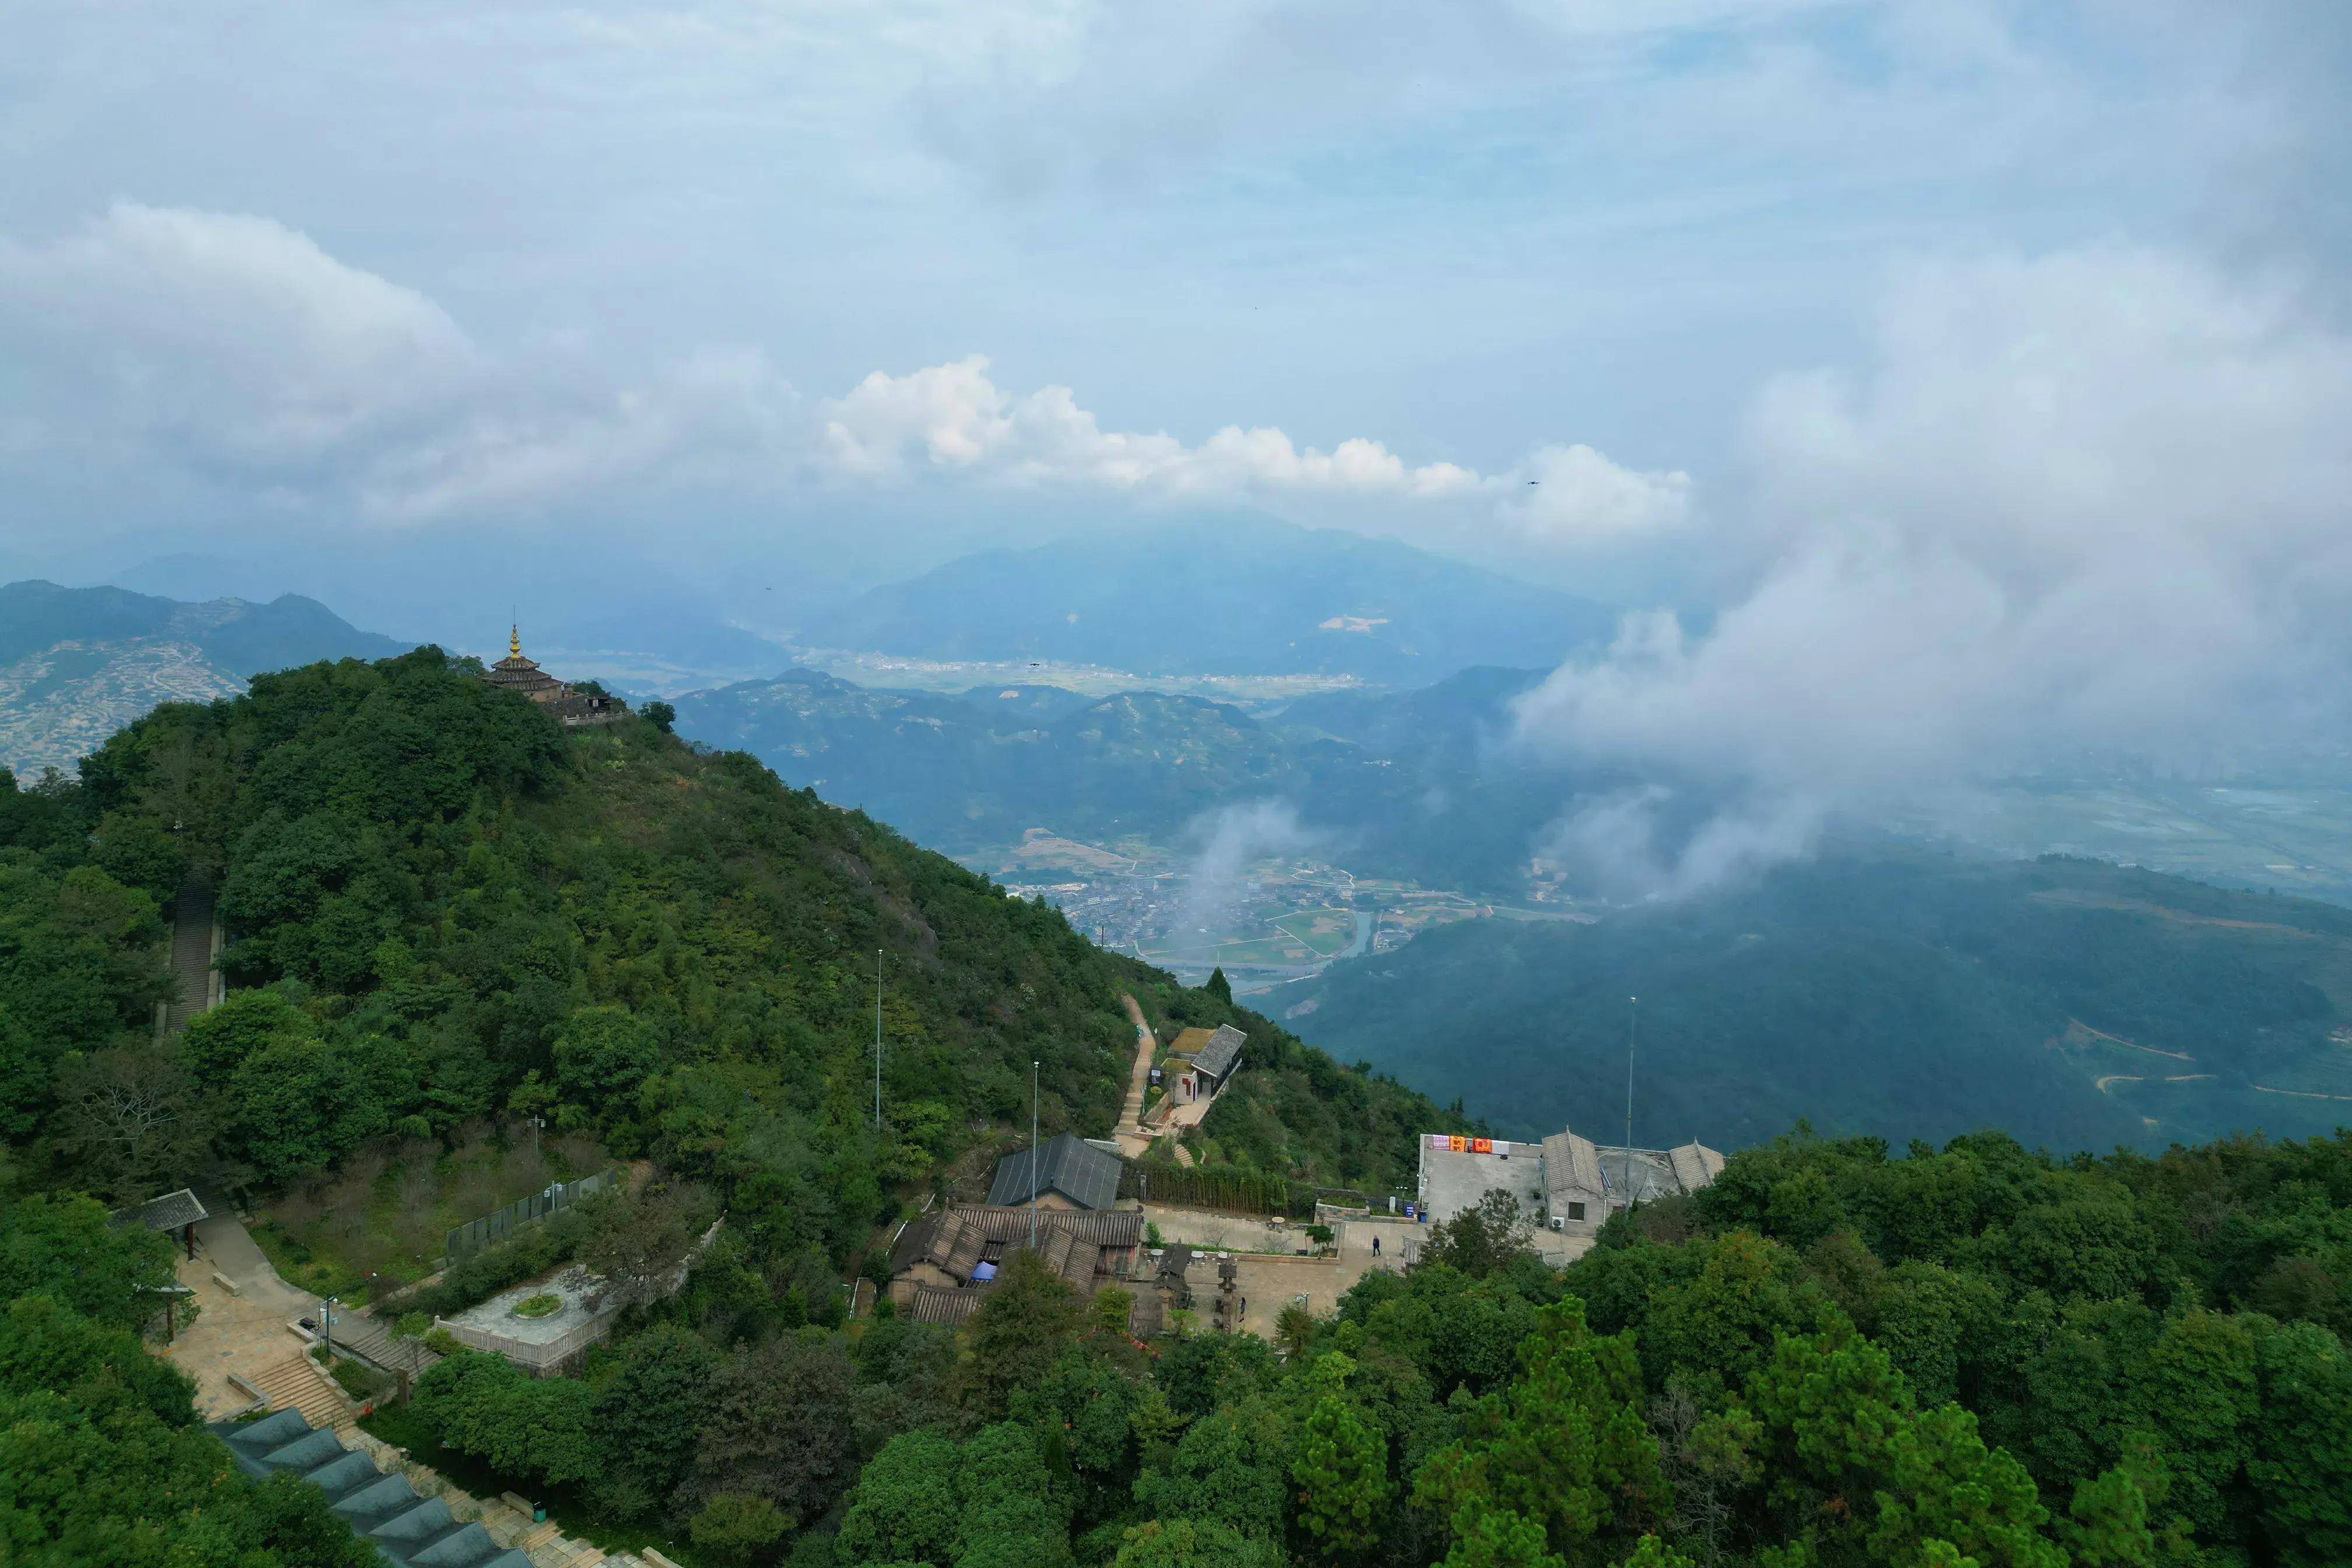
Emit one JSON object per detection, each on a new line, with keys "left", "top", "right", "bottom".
{"left": 430, "top": 1312, "right": 612, "bottom": 1376}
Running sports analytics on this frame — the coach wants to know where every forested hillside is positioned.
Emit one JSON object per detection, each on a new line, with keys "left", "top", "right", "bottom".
{"left": 4, "top": 648, "right": 1441, "bottom": 1219}
{"left": 12, "top": 648, "right": 2352, "bottom": 1567}
{"left": 671, "top": 665, "right": 1593, "bottom": 893}
{"left": 1289, "top": 850, "right": 2352, "bottom": 1153}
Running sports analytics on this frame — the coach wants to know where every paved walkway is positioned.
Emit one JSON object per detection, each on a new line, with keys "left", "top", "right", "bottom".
{"left": 163, "top": 1246, "right": 331, "bottom": 1420}
{"left": 1112, "top": 995, "right": 1157, "bottom": 1157}
{"left": 158, "top": 1200, "right": 344, "bottom": 1420}
{"left": 192, "top": 1199, "right": 314, "bottom": 1316}
{"left": 157, "top": 1207, "right": 660, "bottom": 1567}
{"left": 1200, "top": 1218, "right": 1409, "bottom": 1342}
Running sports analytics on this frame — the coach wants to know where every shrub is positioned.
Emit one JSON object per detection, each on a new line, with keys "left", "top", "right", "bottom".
{"left": 385, "top": 1212, "right": 584, "bottom": 1318}
{"left": 328, "top": 1356, "right": 391, "bottom": 1401}
{"left": 691, "top": 1493, "right": 792, "bottom": 1562}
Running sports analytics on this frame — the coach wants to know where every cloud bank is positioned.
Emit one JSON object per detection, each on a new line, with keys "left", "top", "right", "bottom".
{"left": 0, "top": 204, "right": 1686, "bottom": 561}
{"left": 1516, "top": 247, "right": 2352, "bottom": 899}
{"left": 819, "top": 356, "right": 1690, "bottom": 545}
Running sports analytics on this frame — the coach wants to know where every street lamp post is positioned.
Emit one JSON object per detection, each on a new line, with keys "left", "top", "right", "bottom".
{"left": 1029, "top": 1060, "right": 1040, "bottom": 1250}
{"left": 1623, "top": 997, "right": 1638, "bottom": 1212}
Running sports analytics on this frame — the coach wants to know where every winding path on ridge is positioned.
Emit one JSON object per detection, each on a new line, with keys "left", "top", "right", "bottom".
{"left": 1114, "top": 994, "right": 1158, "bottom": 1158}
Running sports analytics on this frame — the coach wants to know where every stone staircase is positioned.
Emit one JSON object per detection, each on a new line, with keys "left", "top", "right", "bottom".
{"left": 244, "top": 1351, "right": 354, "bottom": 1431}
{"left": 328, "top": 1311, "right": 443, "bottom": 1380}
{"left": 164, "top": 882, "right": 218, "bottom": 1032}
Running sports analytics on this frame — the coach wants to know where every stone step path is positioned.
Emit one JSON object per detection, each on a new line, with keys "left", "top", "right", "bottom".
{"left": 246, "top": 1350, "right": 355, "bottom": 1431}
{"left": 165, "top": 882, "right": 218, "bottom": 1032}
{"left": 327, "top": 1311, "right": 442, "bottom": 1379}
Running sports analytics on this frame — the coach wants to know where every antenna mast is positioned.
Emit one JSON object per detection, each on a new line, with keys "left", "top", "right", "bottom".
{"left": 1624, "top": 996, "right": 1638, "bottom": 1211}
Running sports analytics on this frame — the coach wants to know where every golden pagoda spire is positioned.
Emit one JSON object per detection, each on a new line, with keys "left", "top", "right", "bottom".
{"left": 510, "top": 621, "right": 521, "bottom": 658}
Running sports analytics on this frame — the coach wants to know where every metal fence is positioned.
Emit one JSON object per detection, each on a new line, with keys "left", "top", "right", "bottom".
{"left": 443, "top": 1169, "right": 618, "bottom": 1261}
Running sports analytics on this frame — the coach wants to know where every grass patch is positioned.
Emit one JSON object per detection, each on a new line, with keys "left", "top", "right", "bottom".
{"left": 511, "top": 1292, "right": 563, "bottom": 1320}
{"left": 250, "top": 1217, "right": 369, "bottom": 1300}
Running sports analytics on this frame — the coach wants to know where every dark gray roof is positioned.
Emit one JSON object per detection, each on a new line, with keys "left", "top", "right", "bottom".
{"left": 887, "top": 1213, "right": 942, "bottom": 1276}
{"left": 212, "top": 1410, "right": 529, "bottom": 1568}
{"left": 904, "top": 1284, "right": 986, "bottom": 1325}
{"left": 1191, "top": 1024, "right": 1245, "bottom": 1080}
{"left": 986, "top": 1132, "right": 1124, "bottom": 1210}
{"left": 112, "top": 1187, "right": 208, "bottom": 1233}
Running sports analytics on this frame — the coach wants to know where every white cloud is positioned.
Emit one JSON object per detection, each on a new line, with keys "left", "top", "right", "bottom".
{"left": 819, "top": 354, "right": 1689, "bottom": 545}
{"left": 1514, "top": 245, "right": 2352, "bottom": 897}
{"left": 0, "top": 205, "right": 1684, "bottom": 554}
{"left": 0, "top": 202, "right": 478, "bottom": 463}
{"left": 0, "top": 205, "right": 805, "bottom": 523}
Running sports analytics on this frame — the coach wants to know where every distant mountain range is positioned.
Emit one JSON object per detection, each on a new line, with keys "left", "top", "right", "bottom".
{"left": 795, "top": 519, "right": 1618, "bottom": 683}
{"left": 1283, "top": 849, "right": 2352, "bottom": 1154}
{"left": 670, "top": 663, "right": 1606, "bottom": 891}
{"left": 0, "top": 580, "right": 407, "bottom": 778}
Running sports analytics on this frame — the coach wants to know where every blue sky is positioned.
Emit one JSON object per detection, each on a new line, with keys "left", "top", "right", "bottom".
{"left": 2, "top": 1, "right": 2348, "bottom": 869}
{"left": 3, "top": 1, "right": 2341, "bottom": 577}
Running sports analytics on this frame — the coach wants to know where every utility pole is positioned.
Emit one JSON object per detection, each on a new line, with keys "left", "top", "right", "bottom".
{"left": 1029, "top": 1060, "right": 1041, "bottom": 1250}
{"left": 873, "top": 949, "right": 884, "bottom": 1132}
{"left": 1624, "top": 997, "right": 1638, "bottom": 1211}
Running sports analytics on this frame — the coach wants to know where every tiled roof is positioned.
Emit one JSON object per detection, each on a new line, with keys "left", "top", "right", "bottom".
{"left": 1541, "top": 1130, "right": 1605, "bottom": 1209}
{"left": 1667, "top": 1142, "right": 1726, "bottom": 1192}
{"left": 897, "top": 1205, "right": 1143, "bottom": 1288}
{"left": 941, "top": 1220, "right": 988, "bottom": 1281}
{"left": 903, "top": 1285, "right": 985, "bottom": 1325}
{"left": 950, "top": 1205, "right": 1143, "bottom": 1248}
{"left": 1037, "top": 1227, "right": 1094, "bottom": 1290}
{"left": 1191, "top": 1024, "right": 1245, "bottom": 1080}
{"left": 887, "top": 1214, "right": 942, "bottom": 1276}
{"left": 111, "top": 1187, "right": 208, "bottom": 1233}
{"left": 987, "top": 1132, "right": 1125, "bottom": 1210}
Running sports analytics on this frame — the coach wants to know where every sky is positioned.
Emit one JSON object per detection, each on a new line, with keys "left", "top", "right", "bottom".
{"left": 3, "top": 1, "right": 2349, "bottom": 888}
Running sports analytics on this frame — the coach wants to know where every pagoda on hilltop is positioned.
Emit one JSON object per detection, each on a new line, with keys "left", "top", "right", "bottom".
{"left": 479, "top": 624, "right": 628, "bottom": 726}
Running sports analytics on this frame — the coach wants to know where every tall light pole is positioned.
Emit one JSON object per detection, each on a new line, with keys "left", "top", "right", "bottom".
{"left": 1029, "top": 1059, "right": 1041, "bottom": 1250}
{"left": 1623, "top": 997, "right": 1638, "bottom": 1211}
{"left": 873, "top": 949, "right": 884, "bottom": 1132}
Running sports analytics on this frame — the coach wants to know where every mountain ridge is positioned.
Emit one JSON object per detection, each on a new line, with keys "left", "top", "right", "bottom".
{"left": 1284, "top": 847, "right": 2352, "bottom": 1154}
{"left": 797, "top": 517, "right": 1619, "bottom": 683}
{"left": 0, "top": 579, "right": 409, "bottom": 778}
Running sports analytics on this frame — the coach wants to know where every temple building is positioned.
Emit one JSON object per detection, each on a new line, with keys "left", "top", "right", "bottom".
{"left": 479, "top": 626, "right": 626, "bottom": 726}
